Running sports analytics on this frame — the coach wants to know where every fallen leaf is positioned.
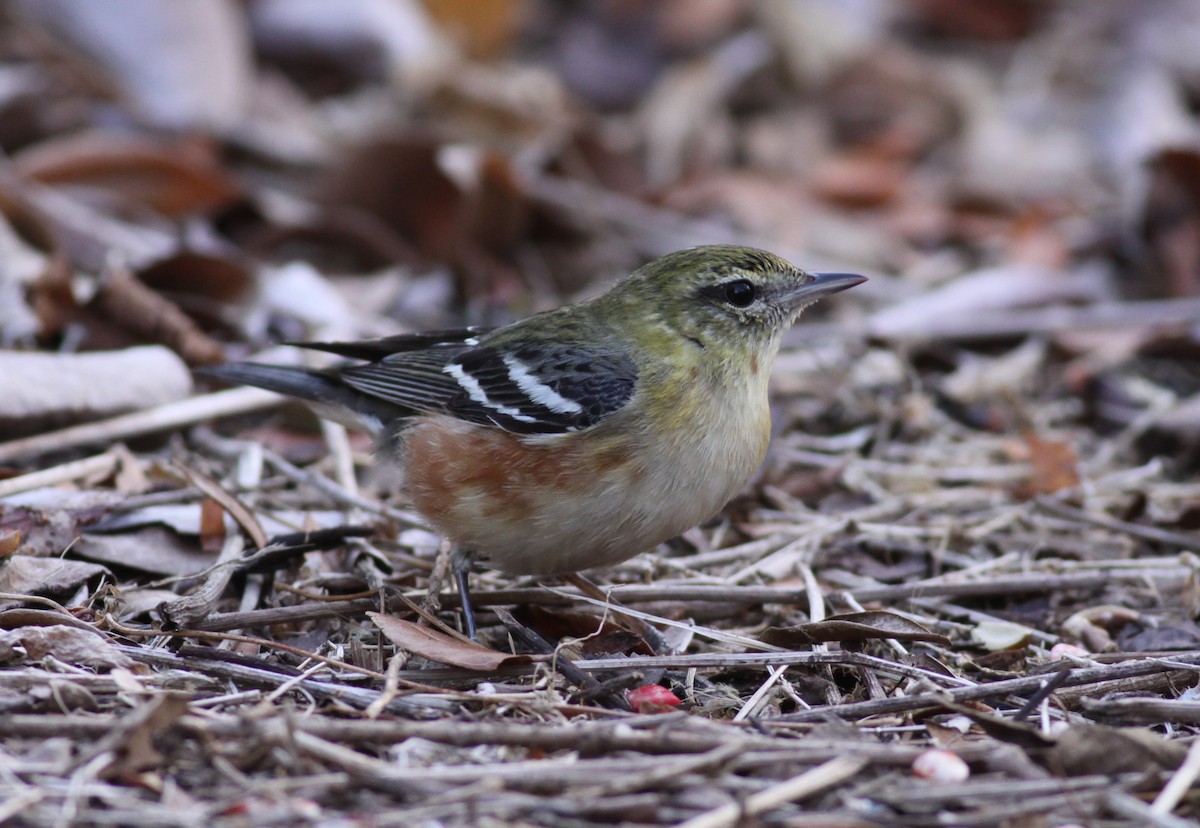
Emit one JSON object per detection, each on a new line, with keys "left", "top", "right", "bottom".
{"left": 14, "top": 132, "right": 242, "bottom": 218}
{"left": 1017, "top": 431, "right": 1080, "bottom": 497}
{"left": 369, "top": 612, "right": 532, "bottom": 672}
{"left": 0, "top": 555, "right": 109, "bottom": 599}
{"left": 89, "top": 262, "right": 226, "bottom": 365}
{"left": 1048, "top": 724, "right": 1186, "bottom": 777}
{"left": 423, "top": 0, "right": 525, "bottom": 59}
{"left": 1117, "top": 619, "right": 1200, "bottom": 652}
{"left": 74, "top": 527, "right": 213, "bottom": 577}
{"left": 1140, "top": 148, "right": 1200, "bottom": 299}
{"left": 811, "top": 152, "right": 908, "bottom": 208}
{"left": 0, "top": 623, "right": 135, "bottom": 670}
{"left": 761, "top": 611, "right": 951, "bottom": 648}
{"left": 0, "top": 530, "right": 19, "bottom": 558}
{"left": 105, "top": 694, "right": 191, "bottom": 776}
{"left": 970, "top": 620, "right": 1034, "bottom": 651}
{"left": 909, "top": 0, "right": 1039, "bottom": 40}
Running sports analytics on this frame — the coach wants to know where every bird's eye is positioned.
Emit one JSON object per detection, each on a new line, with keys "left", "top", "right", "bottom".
{"left": 722, "top": 279, "right": 756, "bottom": 307}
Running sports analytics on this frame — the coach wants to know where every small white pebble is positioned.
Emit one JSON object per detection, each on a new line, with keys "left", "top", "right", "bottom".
{"left": 912, "top": 749, "right": 970, "bottom": 783}
{"left": 1049, "top": 642, "right": 1089, "bottom": 660}
{"left": 941, "top": 714, "right": 974, "bottom": 734}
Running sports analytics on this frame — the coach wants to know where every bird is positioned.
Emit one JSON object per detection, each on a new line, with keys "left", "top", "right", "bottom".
{"left": 202, "top": 245, "right": 865, "bottom": 638}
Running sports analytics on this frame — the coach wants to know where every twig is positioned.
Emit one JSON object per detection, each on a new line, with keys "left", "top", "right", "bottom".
{"left": 0, "top": 451, "right": 119, "bottom": 498}
{"left": 868, "top": 296, "right": 1200, "bottom": 341}
{"left": 178, "top": 572, "right": 1123, "bottom": 635}
{"left": 1152, "top": 739, "right": 1200, "bottom": 816}
{"left": 776, "top": 654, "right": 1200, "bottom": 721}
{"left": 574, "top": 651, "right": 975, "bottom": 689}
{"left": 115, "top": 643, "right": 453, "bottom": 715}
{"left": 677, "top": 756, "right": 868, "bottom": 828}
{"left": 1106, "top": 789, "right": 1197, "bottom": 828}
{"left": 260, "top": 447, "right": 426, "bottom": 527}
{"left": 0, "top": 388, "right": 282, "bottom": 464}
{"left": 1035, "top": 496, "right": 1200, "bottom": 553}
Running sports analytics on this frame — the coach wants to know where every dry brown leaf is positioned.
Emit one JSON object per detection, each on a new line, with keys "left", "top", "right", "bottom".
{"left": 1017, "top": 431, "right": 1080, "bottom": 497}
{"left": 317, "top": 137, "right": 465, "bottom": 262}
{"left": 172, "top": 464, "right": 267, "bottom": 551}
{"left": 369, "top": 612, "right": 532, "bottom": 671}
{"left": 137, "top": 252, "right": 256, "bottom": 331}
{"left": 14, "top": 132, "right": 242, "bottom": 218}
{"left": 75, "top": 527, "right": 212, "bottom": 578}
{"left": 936, "top": 700, "right": 1054, "bottom": 749}
{"left": 1048, "top": 725, "right": 1187, "bottom": 777}
{"left": 90, "top": 263, "right": 226, "bottom": 366}
{"left": 0, "top": 623, "right": 136, "bottom": 670}
{"left": 0, "top": 555, "right": 109, "bottom": 599}
{"left": 105, "top": 695, "right": 191, "bottom": 776}
{"left": 811, "top": 152, "right": 908, "bottom": 209}
{"left": 198, "top": 499, "right": 227, "bottom": 556}
{"left": 908, "top": 0, "right": 1039, "bottom": 40}
{"left": 518, "top": 605, "right": 652, "bottom": 657}
{"left": 0, "top": 530, "right": 20, "bottom": 558}
{"left": 1141, "top": 148, "right": 1200, "bottom": 300}
{"left": 761, "top": 611, "right": 951, "bottom": 648}
{"left": 422, "top": 0, "right": 526, "bottom": 59}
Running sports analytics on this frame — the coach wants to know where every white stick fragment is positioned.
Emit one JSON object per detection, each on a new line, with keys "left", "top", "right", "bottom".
{"left": 0, "top": 346, "right": 194, "bottom": 436}
{"left": 0, "top": 451, "right": 119, "bottom": 499}
{"left": 0, "top": 387, "right": 284, "bottom": 464}
{"left": 1152, "top": 738, "right": 1200, "bottom": 816}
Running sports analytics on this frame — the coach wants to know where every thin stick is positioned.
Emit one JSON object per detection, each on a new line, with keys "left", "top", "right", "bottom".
{"left": 0, "top": 451, "right": 118, "bottom": 498}
{"left": 1152, "top": 738, "right": 1200, "bottom": 816}
{"left": 0, "top": 388, "right": 282, "bottom": 463}
{"left": 677, "top": 756, "right": 868, "bottom": 828}
{"left": 869, "top": 296, "right": 1200, "bottom": 341}
{"left": 1036, "top": 496, "right": 1200, "bottom": 553}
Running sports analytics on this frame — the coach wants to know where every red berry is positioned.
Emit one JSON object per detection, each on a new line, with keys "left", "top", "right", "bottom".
{"left": 625, "top": 684, "right": 682, "bottom": 713}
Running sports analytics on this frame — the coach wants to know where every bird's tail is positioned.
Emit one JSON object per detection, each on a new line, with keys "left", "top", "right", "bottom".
{"left": 197, "top": 363, "right": 402, "bottom": 436}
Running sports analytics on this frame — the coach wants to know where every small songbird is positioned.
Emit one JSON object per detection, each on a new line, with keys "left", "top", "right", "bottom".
{"left": 203, "top": 245, "right": 864, "bottom": 636}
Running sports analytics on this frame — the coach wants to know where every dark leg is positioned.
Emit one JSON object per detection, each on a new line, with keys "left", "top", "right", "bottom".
{"left": 455, "top": 566, "right": 478, "bottom": 641}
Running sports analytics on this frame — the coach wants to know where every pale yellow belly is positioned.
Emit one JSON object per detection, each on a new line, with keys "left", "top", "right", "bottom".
{"left": 401, "top": 404, "right": 769, "bottom": 575}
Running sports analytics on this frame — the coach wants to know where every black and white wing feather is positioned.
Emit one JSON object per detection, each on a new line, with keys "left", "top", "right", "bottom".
{"left": 441, "top": 344, "right": 637, "bottom": 433}
{"left": 336, "top": 338, "right": 638, "bottom": 435}
{"left": 296, "top": 327, "right": 491, "bottom": 360}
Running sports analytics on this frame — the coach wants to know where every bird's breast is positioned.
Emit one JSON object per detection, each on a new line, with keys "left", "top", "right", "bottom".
{"left": 400, "top": 372, "right": 771, "bottom": 575}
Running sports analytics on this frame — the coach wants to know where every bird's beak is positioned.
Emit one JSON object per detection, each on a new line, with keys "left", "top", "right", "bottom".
{"left": 782, "top": 272, "right": 867, "bottom": 308}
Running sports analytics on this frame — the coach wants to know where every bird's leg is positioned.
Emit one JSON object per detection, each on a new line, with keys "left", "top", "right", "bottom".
{"left": 452, "top": 546, "right": 479, "bottom": 641}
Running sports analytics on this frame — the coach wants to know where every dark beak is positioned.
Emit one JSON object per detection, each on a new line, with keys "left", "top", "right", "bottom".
{"left": 783, "top": 272, "right": 867, "bottom": 307}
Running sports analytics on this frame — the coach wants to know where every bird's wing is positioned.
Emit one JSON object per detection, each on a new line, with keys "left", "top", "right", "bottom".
{"left": 335, "top": 345, "right": 471, "bottom": 417}
{"left": 339, "top": 341, "right": 638, "bottom": 435}
{"left": 294, "top": 327, "right": 491, "bottom": 361}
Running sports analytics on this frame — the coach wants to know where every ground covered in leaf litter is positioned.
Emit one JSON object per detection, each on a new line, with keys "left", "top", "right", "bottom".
{"left": 6, "top": 340, "right": 1200, "bottom": 828}
{"left": 3, "top": 1, "right": 1200, "bottom": 826}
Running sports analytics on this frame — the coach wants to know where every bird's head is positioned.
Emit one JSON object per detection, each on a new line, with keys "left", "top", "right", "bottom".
{"left": 609, "top": 245, "right": 865, "bottom": 358}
